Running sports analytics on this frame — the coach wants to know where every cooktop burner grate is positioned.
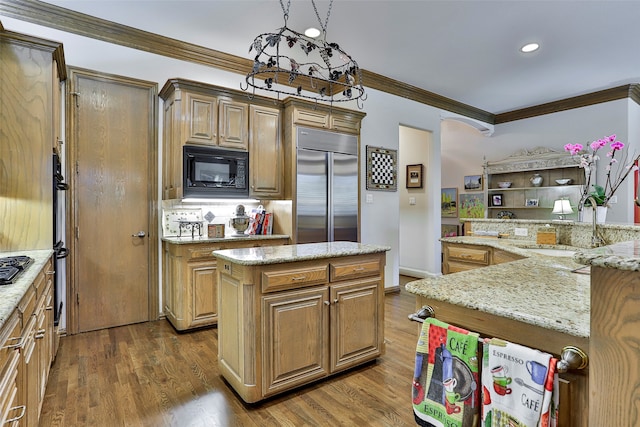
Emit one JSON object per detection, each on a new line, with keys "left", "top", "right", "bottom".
{"left": 0, "top": 256, "right": 34, "bottom": 285}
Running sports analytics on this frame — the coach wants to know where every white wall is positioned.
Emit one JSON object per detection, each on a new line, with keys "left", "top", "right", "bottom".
{"left": 442, "top": 99, "right": 637, "bottom": 224}
{"left": 398, "top": 126, "right": 434, "bottom": 278}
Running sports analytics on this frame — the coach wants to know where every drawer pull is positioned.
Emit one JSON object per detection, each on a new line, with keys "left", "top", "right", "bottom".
{"left": 46, "top": 305, "right": 54, "bottom": 311}
{"left": 45, "top": 270, "right": 55, "bottom": 275}
{"left": 352, "top": 267, "right": 365, "bottom": 271}
{"left": 4, "top": 405, "right": 26, "bottom": 423}
{"left": 1, "top": 336, "right": 24, "bottom": 350}
{"left": 35, "top": 329, "right": 46, "bottom": 339}
{"left": 291, "top": 276, "right": 307, "bottom": 281}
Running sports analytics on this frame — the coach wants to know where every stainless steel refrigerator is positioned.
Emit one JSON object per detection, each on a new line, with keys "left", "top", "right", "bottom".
{"left": 296, "top": 127, "right": 359, "bottom": 243}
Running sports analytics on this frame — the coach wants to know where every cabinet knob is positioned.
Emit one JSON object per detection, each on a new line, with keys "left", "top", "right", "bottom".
{"left": 323, "top": 301, "right": 330, "bottom": 306}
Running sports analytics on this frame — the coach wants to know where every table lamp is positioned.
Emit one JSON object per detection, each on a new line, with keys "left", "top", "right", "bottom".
{"left": 552, "top": 199, "right": 573, "bottom": 220}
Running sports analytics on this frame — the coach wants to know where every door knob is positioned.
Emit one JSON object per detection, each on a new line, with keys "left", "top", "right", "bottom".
{"left": 132, "top": 231, "right": 146, "bottom": 238}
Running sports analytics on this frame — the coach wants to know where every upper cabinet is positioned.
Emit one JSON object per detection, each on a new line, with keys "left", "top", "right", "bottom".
{"left": 285, "top": 98, "right": 364, "bottom": 134}
{"left": 484, "top": 147, "right": 583, "bottom": 220}
{"left": 159, "top": 79, "right": 281, "bottom": 200}
{"left": 0, "top": 29, "right": 66, "bottom": 251}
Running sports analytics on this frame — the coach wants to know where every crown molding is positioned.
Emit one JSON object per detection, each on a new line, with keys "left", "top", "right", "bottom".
{"left": 494, "top": 85, "right": 639, "bottom": 124}
{"left": 1, "top": 0, "right": 638, "bottom": 125}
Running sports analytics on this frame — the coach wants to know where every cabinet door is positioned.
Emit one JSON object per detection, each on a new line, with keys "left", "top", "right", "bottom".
{"left": 249, "top": 105, "right": 282, "bottom": 198}
{"left": 162, "top": 94, "right": 182, "bottom": 199}
{"left": 330, "top": 277, "right": 383, "bottom": 372}
{"left": 162, "top": 245, "right": 183, "bottom": 326}
{"left": 292, "top": 107, "right": 329, "bottom": 129}
{"left": 189, "top": 260, "right": 218, "bottom": 326}
{"left": 262, "top": 286, "right": 329, "bottom": 397}
{"left": 185, "top": 92, "right": 218, "bottom": 145}
{"left": 218, "top": 99, "right": 248, "bottom": 150}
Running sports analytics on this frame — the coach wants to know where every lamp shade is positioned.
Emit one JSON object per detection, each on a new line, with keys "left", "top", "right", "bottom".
{"left": 552, "top": 199, "right": 573, "bottom": 214}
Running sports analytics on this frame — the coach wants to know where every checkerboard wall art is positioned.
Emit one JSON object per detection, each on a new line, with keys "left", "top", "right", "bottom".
{"left": 366, "top": 146, "right": 398, "bottom": 191}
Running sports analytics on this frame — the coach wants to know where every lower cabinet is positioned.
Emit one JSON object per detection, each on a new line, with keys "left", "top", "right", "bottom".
{"left": 218, "top": 253, "right": 386, "bottom": 403}
{"left": 162, "top": 238, "right": 289, "bottom": 331}
{"left": 0, "top": 255, "right": 55, "bottom": 427}
{"left": 442, "top": 241, "right": 523, "bottom": 274}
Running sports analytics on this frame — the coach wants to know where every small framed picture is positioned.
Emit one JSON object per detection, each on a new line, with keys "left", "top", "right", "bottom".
{"left": 526, "top": 198, "right": 539, "bottom": 207}
{"left": 441, "top": 187, "right": 458, "bottom": 218}
{"left": 464, "top": 175, "right": 482, "bottom": 191}
{"left": 491, "top": 194, "right": 503, "bottom": 207}
{"left": 406, "top": 164, "right": 423, "bottom": 188}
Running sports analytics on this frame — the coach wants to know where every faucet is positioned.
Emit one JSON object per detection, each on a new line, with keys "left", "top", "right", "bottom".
{"left": 586, "top": 196, "right": 605, "bottom": 248}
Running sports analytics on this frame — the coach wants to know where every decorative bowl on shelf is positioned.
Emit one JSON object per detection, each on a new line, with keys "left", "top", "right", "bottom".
{"left": 555, "top": 178, "right": 573, "bottom": 185}
{"left": 497, "top": 181, "right": 512, "bottom": 188}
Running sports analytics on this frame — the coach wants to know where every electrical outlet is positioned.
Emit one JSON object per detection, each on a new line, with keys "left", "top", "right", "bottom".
{"left": 409, "top": 197, "right": 416, "bottom": 205}
{"left": 366, "top": 193, "right": 374, "bottom": 204}
{"left": 609, "top": 195, "right": 617, "bottom": 204}
{"left": 514, "top": 227, "right": 528, "bottom": 237}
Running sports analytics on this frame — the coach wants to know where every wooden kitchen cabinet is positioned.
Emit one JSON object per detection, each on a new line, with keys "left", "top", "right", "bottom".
{"left": 414, "top": 296, "right": 589, "bottom": 426}
{"left": 162, "top": 238, "right": 289, "bottom": 331}
{"left": 286, "top": 98, "right": 364, "bottom": 134}
{"left": 0, "top": 255, "right": 55, "bottom": 427}
{"left": 0, "top": 29, "right": 66, "bottom": 251}
{"left": 249, "top": 105, "right": 283, "bottom": 199}
{"left": 159, "top": 78, "right": 284, "bottom": 200}
{"left": 442, "top": 241, "right": 523, "bottom": 274}
{"left": 218, "top": 252, "right": 385, "bottom": 403}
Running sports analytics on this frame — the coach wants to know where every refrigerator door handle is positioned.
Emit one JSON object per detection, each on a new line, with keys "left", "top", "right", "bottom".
{"left": 327, "top": 152, "right": 334, "bottom": 242}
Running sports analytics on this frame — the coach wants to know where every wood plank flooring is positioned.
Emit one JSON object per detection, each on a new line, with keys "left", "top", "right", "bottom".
{"left": 40, "top": 277, "right": 422, "bottom": 427}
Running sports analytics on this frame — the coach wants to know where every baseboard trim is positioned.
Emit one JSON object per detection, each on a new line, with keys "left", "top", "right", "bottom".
{"left": 384, "top": 285, "right": 401, "bottom": 294}
{"left": 399, "top": 267, "right": 441, "bottom": 279}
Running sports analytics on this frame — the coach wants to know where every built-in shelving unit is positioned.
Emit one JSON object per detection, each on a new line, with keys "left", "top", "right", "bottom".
{"left": 484, "top": 147, "right": 584, "bottom": 220}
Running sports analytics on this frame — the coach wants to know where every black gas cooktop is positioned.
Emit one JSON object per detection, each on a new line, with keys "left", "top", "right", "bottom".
{"left": 0, "top": 256, "right": 34, "bottom": 285}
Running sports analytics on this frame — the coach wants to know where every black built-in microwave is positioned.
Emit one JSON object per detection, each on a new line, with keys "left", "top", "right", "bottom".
{"left": 183, "top": 145, "right": 249, "bottom": 198}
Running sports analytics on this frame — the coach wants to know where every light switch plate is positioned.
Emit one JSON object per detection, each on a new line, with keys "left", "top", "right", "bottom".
{"left": 409, "top": 197, "right": 416, "bottom": 205}
{"left": 366, "top": 194, "right": 374, "bottom": 204}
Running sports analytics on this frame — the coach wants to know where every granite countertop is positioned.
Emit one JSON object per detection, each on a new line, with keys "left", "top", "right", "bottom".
{"left": 574, "top": 240, "right": 640, "bottom": 271}
{"left": 0, "top": 249, "right": 54, "bottom": 330}
{"left": 162, "top": 234, "right": 289, "bottom": 244}
{"left": 213, "top": 241, "right": 391, "bottom": 266}
{"left": 405, "top": 237, "right": 590, "bottom": 338}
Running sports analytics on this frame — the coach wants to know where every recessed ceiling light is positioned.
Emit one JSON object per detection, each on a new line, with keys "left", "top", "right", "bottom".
{"left": 304, "top": 27, "right": 321, "bottom": 38}
{"left": 521, "top": 43, "right": 540, "bottom": 53}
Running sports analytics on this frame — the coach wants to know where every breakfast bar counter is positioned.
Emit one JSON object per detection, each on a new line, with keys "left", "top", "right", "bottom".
{"left": 213, "top": 241, "right": 389, "bottom": 403}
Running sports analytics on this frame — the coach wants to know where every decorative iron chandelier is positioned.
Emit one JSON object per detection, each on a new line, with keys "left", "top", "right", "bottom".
{"left": 241, "top": 0, "right": 366, "bottom": 108}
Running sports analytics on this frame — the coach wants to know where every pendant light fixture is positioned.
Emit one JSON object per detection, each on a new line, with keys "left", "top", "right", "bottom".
{"left": 241, "top": 0, "right": 366, "bottom": 108}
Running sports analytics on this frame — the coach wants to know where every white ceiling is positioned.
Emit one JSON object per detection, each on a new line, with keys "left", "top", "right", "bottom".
{"left": 32, "top": 1, "right": 640, "bottom": 114}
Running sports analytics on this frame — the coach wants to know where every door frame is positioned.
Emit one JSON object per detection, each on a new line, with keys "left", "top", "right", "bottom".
{"left": 65, "top": 66, "right": 159, "bottom": 335}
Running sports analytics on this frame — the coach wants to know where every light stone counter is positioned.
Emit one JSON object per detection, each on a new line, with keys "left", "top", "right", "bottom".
{"left": 213, "top": 241, "right": 390, "bottom": 265}
{"left": 161, "top": 234, "right": 289, "bottom": 244}
{"left": 404, "top": 237, "right": 590, "bottom": 338}
{"left": 0, "top": 249, "right": 54, "bottom": 329}
{"left": 574, "top": 240, "right": 640, "bottom": 271}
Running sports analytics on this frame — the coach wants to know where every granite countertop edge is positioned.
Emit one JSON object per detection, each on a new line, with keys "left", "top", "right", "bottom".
{"left": 213, "top": 242, "right": 391, "bottom": 266}
{"left": 162, "top": 234, "right": 290, "bottom": 244}
{"left": 406, "top": 237, "right": 590, "bottom": 338}
{"left": 0, "top": 249, "right": 54, "bottom": 330}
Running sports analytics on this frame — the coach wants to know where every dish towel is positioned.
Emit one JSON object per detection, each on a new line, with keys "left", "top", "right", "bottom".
{"left": 481, "top": 339, "right": 559, "bottom": 427}
{"left": 412, "top": 318, "right": 481, "bottom": 427}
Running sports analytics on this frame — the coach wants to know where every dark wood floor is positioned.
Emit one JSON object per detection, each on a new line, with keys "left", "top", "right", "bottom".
{"left": 40, "top": 277, "right": 422, "bottom": 427}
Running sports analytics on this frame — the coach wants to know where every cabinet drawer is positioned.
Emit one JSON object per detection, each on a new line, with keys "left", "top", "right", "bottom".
{"left": 447, "top": 246, "right": 490, "bottom": 265}
{"left": 0, "top": 351, "right": 20, "bottom": 426}
{"left": 330, "top": 258, "right": 380, "bottom": 281}
{"left": 293, "top": 108, "right": 329, "bottom": 128}
{"left": 0, "top": 312, "right": 20, "bottom": 378}
{"left": 262, "top": 264, "right": 328, "bottom": 293}
{"left": 18, "top": 286, "right": 36, "bottom": 321}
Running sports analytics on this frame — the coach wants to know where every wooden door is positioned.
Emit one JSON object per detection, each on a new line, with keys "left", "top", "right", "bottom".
{"left": 68, "top": 68, "right": 158, "bottom": 333}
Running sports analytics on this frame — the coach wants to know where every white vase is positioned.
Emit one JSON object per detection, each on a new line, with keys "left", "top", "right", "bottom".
{"left": 580, "top": 206, "right": 607, "bottom": 224}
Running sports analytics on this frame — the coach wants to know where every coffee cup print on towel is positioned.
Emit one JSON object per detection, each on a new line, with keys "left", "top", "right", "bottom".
{"left": 491, "top": 365, "right": 512, "bottom": 395}
{"left": 443, "top": 377, "right": 461, "bottom": 414}
{"left": 526, "top": 360, "right": 547, "bottom": 385}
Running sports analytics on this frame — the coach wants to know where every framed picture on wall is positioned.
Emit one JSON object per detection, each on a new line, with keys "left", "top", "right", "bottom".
{"left": 441, "top": 187, "right": 458, "bottom": 217}
{"left": 491, "top": 194, "right": 503, "bottom": 207}
{"left": 459, "top": 193, "right": 485, "bottom": 218}
{"left": 464, "top": 175, "right": 483, "bottom": 191}
{"left": 406, "top": 164, "right": 423, "bottom": 188}
{"left": 526, "top": 198, "right": 539, "bottom": 207}
{"left": 366, "top": 145, "right": 398, "bottom": 191}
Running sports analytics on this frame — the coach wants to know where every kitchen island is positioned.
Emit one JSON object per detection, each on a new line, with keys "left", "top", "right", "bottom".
{"left": 405, "top": 237, "right": 590, "bottom": 425}
{"left": 212, "top": 241, "right": 389, "bottom": 403}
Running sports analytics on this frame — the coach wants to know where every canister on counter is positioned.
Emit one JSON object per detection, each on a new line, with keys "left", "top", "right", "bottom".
{"left": 208, "top": 224, "right": 225, "bottom": 238}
